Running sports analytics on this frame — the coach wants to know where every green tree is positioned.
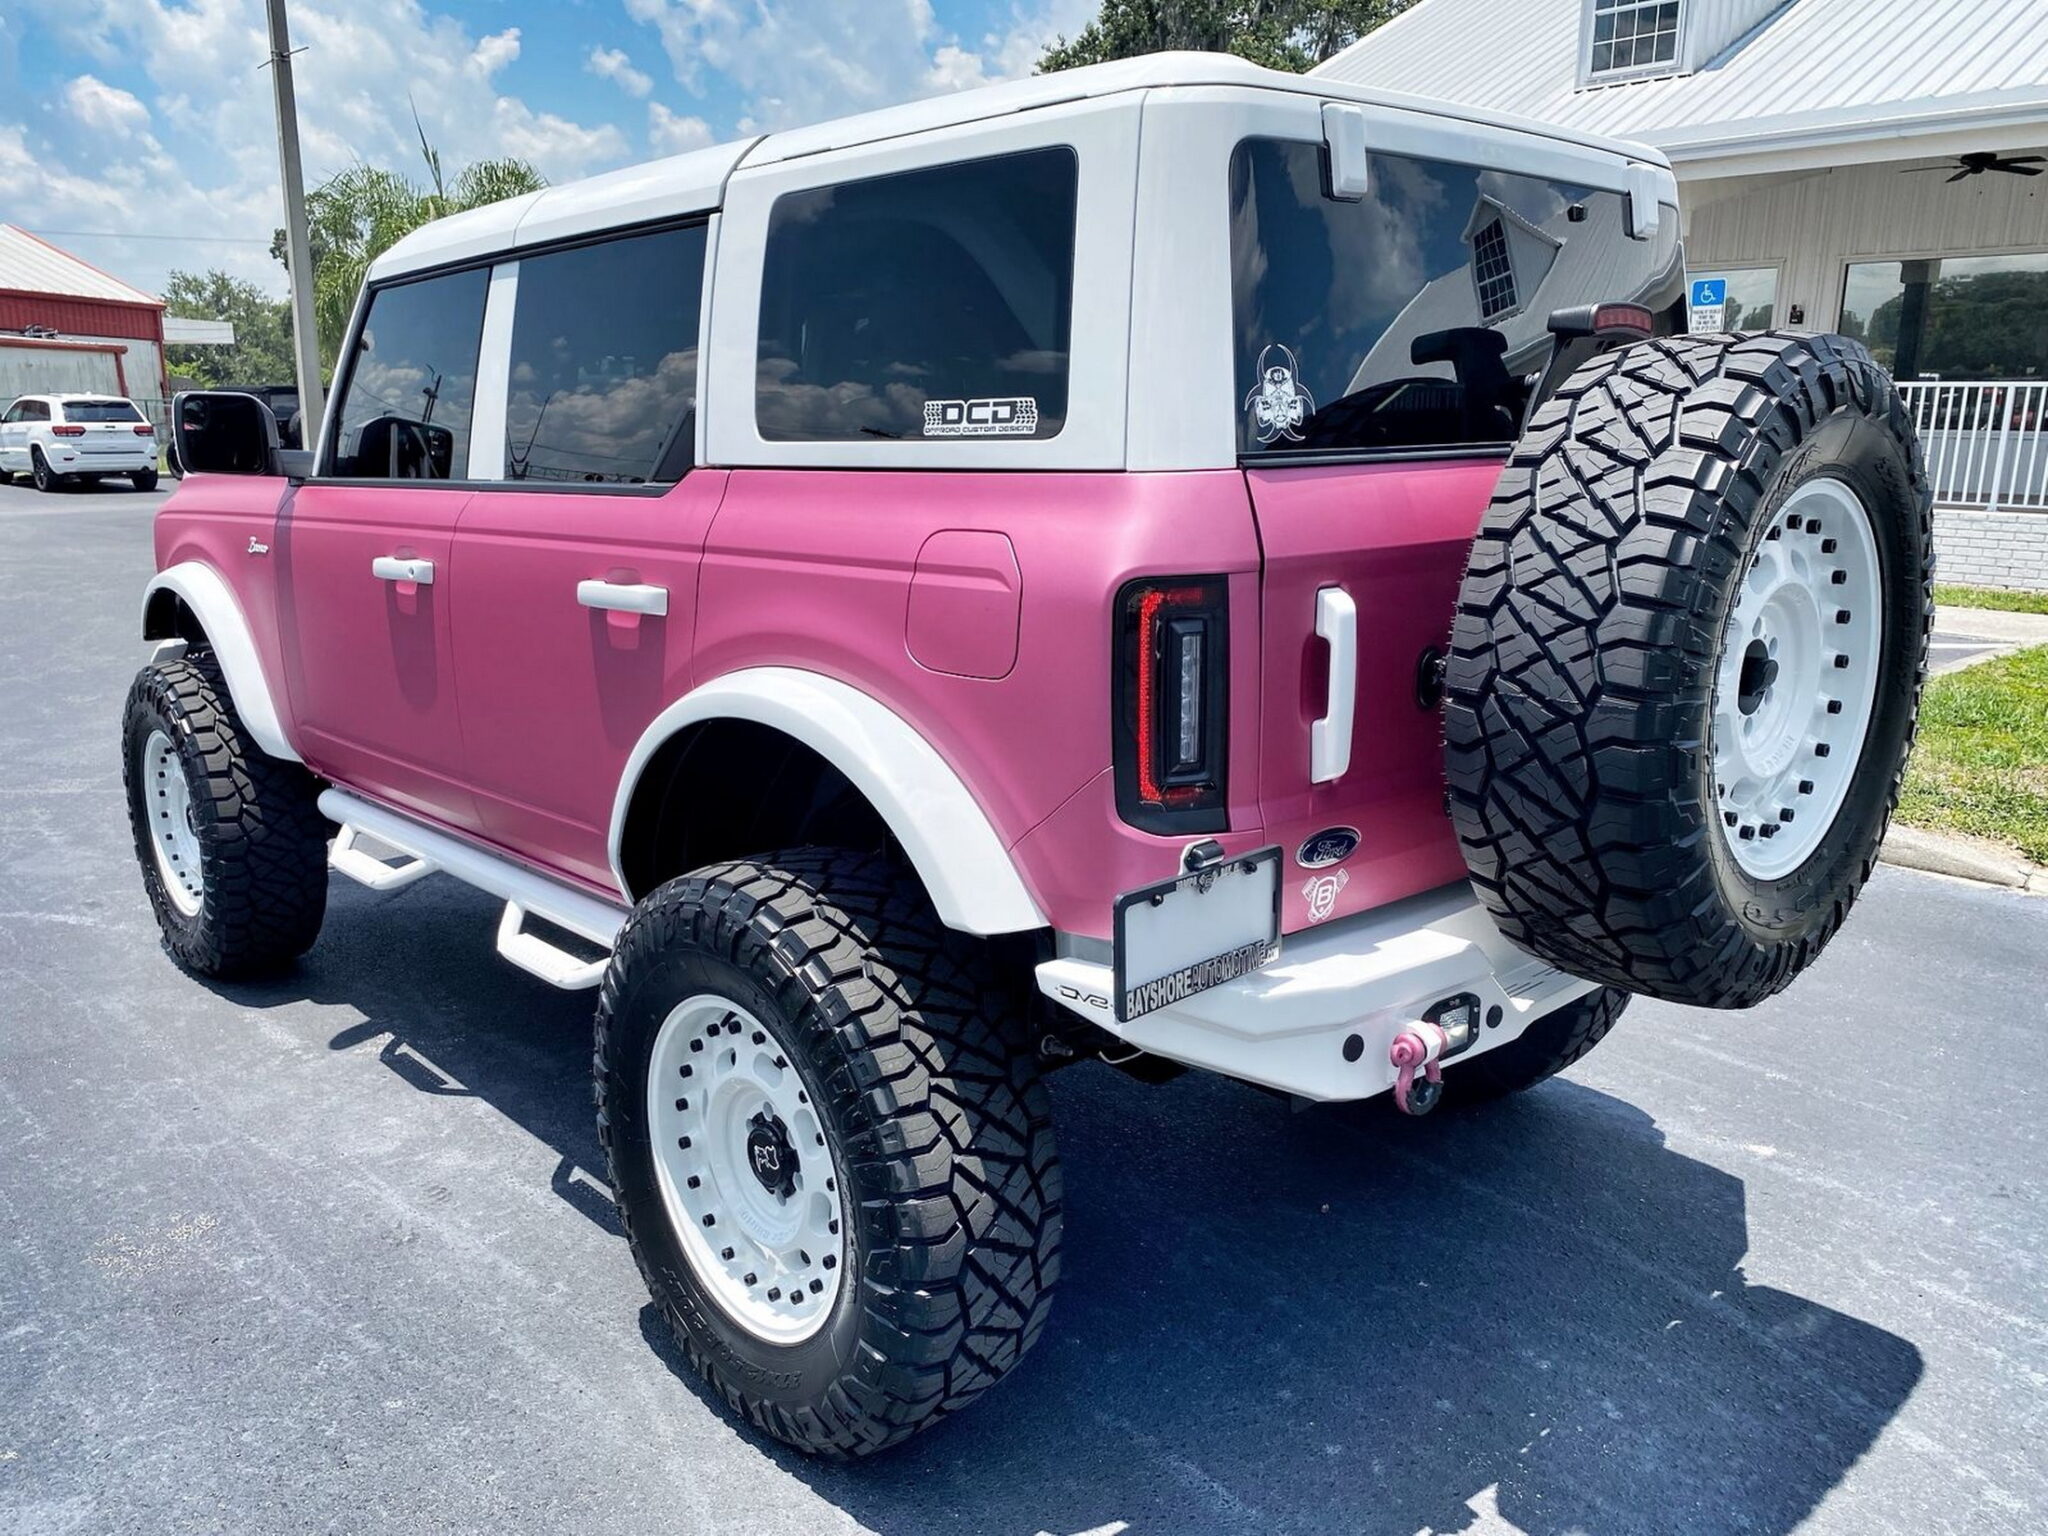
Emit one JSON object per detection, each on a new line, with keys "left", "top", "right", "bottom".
{"left": 275, "top": 122, "right": 545, "bottom": 369}
{"left": 1039, "top": 0, "right": 1415, "bottom": 72}
{"left": 161, "top": 269, "right": 297, "bottom": 388}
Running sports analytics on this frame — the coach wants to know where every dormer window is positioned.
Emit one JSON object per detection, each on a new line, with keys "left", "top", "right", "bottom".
{"left": 1587, "top": 0, "right": 1682, "bottom": 79}
{"left": 1472, "top": 218, "right": 1517, "bottom": 318}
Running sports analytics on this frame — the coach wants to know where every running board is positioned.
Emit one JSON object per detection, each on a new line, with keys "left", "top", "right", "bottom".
{"left": 319, "top": 789, "right": 626, "bottom": 991}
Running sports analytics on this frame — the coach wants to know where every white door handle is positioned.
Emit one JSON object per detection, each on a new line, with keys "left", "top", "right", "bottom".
{"left": 371, "top": 556, "right": 435, "bottom": 585}
{"left": 577, "top": 579, "right": 668, "bottom": 617}
{"left": 1311, "top": 585, "right": 1357, "bottom": 784}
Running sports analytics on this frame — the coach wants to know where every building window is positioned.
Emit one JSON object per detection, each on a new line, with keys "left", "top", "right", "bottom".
{"left": 1588, "top": 0, "right": 1682, "bottom": 78}
{"left": 1471, "top": 218, "right": 1518, "bottom": 319}
{"left": 1840, "top": 253, "right": 2048, "bottom": 380}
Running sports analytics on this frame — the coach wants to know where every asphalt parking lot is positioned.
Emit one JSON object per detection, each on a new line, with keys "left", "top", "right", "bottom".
{"left": 3, "top": 477, "right": 2045, "bottom": 1536}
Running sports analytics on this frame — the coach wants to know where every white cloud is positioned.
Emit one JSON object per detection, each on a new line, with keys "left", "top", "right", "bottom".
{"left": 625, "top": 0, "right": 1093, "bottom": 132}
{"left": 60, "top": 74, "right": 150, "bottom": 135}
{"left": 471, "top": 28, "right": 521, "bottom": 77}
{"left": 588, "top": 45, "right": 654, "bottom": 99}
{"left": 647, "top": 102, "right": 714, "bottom": 156}
{"left": 9, "top": 0, "right": 632, "bottom": 298}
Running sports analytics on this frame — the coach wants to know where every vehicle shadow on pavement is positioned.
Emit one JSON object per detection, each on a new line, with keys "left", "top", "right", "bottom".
{"left": 212, "top": 878, "right": 1924, "bottom": 1536}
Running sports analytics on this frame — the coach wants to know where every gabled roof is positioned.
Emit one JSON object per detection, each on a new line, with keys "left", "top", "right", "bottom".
{"left": 0, "top": 224, "right": 161, "bottom": 307}
{"left": 1315, "top": 0, "right": 2048, "bottom": 172}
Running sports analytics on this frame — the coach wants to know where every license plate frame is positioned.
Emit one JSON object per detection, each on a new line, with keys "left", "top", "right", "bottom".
{"left": 1112, "top": 846, "right": 1282, "bottom": 1022}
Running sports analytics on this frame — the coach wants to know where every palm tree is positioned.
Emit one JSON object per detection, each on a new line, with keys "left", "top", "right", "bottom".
{"left": 276, "top": 118, "right": 546, "bottom": 370}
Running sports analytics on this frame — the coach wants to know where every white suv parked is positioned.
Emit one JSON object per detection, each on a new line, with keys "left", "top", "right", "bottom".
{"left": 0, "top": 393, "right": 160, "bottom": 491}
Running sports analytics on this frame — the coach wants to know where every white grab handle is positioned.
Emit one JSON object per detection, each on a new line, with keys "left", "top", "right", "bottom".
{"left": 371, "top": 556, "right": 435, "bottom": 585}
{"left": 1311, "top": 585, "right": 1357, "bottom": 784}
{"left": 576, "top": 579, "right": 668, "bottom": 617}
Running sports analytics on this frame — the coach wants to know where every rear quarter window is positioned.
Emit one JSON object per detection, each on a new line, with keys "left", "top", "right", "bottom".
{"left": 1230, "top": 138, "right": 1682, "bottom": 458}
{"left": 755, "top": 147, "right": 1078, "bottom": 443}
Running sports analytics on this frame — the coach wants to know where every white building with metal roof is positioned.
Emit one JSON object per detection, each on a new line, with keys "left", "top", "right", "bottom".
{"left": 1319, "top": 0, "right": 2048, "bottom": 588}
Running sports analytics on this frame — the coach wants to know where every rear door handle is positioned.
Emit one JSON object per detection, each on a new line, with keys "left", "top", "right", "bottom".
{"left": 1311, "top": 585, "right": 1357, "bottom": 784}
{"left": 576, "top": 579, "right": 668, "bottom": 617}
{"left": 371, "top": 556, "right": 435, "bottom": 585}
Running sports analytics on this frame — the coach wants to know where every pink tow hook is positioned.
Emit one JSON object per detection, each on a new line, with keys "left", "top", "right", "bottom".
{"left": 1389, "top": 1022, "right": 1449, "bottom": 1116}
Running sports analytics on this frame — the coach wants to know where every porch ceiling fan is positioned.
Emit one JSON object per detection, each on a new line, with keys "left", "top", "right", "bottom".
{"left": 1904, "top": 150, "right": 2045, "bottom": 183}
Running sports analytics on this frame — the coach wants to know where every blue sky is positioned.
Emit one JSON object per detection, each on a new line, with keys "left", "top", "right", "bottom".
{"left": 0, "top": 0, "right": 1099, "bottom": 297}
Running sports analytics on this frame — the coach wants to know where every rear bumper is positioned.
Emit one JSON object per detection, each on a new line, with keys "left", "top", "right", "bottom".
{"left": 49, "top": 447, "right": 153, "bottom": 473}
{"left": 1035, "top": 880, "right": 1597, "bottom": 1102}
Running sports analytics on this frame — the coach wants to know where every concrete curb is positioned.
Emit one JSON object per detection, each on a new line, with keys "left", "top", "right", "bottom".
{"left": 1882, "top": 823, "right": 2047, "bottom": 894}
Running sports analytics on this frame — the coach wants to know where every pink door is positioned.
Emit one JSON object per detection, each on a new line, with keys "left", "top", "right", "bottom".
{"left": 449, "top": 475, "right": 728, "bottom": 890}
{"left": 445, "top": 221, "right": 717, "bottom": 892}
{"left": 276, "top": 482, "right": 477, "bottom": 828}
{"left": 1246, "top": 461, "right": 1502, "bottom": 932}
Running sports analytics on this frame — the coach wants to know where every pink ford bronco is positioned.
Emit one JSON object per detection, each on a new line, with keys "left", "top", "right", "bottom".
{"left": 125, "top": 54, "right": 1932, "bottom": 1456}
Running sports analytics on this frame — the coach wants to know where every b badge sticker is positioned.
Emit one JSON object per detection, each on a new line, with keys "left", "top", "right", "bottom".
{"left": 923, "top": 397, "right": 1039, "bottom": 437}
{"left": 1245, "top": 344, "right": 1314, "bottom": 444}
{"left": 1301, "top": 868, "right": 1348, "bottom": 924}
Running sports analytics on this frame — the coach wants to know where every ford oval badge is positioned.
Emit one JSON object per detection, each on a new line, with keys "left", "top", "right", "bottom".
{"left": 1296, "top": 827, "right": 1360, "bottom": 869}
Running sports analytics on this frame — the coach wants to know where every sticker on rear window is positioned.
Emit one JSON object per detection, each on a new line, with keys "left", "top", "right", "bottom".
{"left": 1245, "top": 343, "right": 1313, "bottom": 444}
{"left": 922, "top": 397, "right": 1039, "bottom": 437}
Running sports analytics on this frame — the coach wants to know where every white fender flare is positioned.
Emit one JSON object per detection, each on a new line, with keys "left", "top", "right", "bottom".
{"left": 610, "top": 668, "right": 1046, "bottom": 936}
{"left": 141, "top": 562, "right": 300, "bottom": 763}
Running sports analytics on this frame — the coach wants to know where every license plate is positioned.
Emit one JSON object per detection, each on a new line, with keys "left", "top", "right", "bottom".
{"left": 1113, "top": 846, "right": 1281, "bottom": 1021}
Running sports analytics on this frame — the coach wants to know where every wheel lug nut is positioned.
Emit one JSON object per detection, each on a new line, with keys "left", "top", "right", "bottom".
{"left": 1833, "top": 654, "right": 1850, "bottom": 669}
{"left": 1830, "top": 571, "right": 1847, "bottom": 585}
{"left": 744, "top": 1272, "right": 757, "bottom": 1285}
{"left": 1835, "top": 610, "right": 1850, "bottom": 625}
{"left": 1799, "top": 780, "right": 1814, "bottom": 794}
{"left": 1815, "top": 743, "right": 1831, "bottom": 758}
{"left": 1760, "top": 825, "right": 1777, "bottom": 837}
{"left": 1780, "top": 809, "right": 1795, "bottom": 822}
{"left": 721, "top": 1247, "right": 734, "bottom": 1260}
{"left": 1821, "top": 538, "right": 1837, "bottom": 554}
{"left": 1827, "top": 699, "right": 1842, "bottom": 715}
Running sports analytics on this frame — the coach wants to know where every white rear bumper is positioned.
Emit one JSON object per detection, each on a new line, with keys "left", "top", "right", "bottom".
{"left": 1035, "top": 881, "right": 1597, "bottom": 1102}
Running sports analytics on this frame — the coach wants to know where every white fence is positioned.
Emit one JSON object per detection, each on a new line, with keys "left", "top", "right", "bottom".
{"left": 1895, "top": 381, "right": 2048, "bottom": 513}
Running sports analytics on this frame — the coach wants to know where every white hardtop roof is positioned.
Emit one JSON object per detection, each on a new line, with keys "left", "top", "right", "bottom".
{"left": 369, "top": 51, "right": 1666, "bottom": 283}
{"left": 0, "top": 223, "right": 161, "bottom": 307}
{"left": 1314, "top": 0, "right": 2048, "bottom": 173}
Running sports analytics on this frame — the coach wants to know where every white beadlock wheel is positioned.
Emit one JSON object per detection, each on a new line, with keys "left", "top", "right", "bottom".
{"left": 141, "top": 727, "right": 204, "bottom": 917}
{"left": 646, "top": 993, "right": 845, "bottom": 1346}
{"left": 1712, "top": 477, "right": 1883, "bottom": 880}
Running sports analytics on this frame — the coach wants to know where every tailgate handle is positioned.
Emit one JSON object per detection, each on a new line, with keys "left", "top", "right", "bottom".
{"left": 1312, "top": 586, "right": 1357, "bottom": 784}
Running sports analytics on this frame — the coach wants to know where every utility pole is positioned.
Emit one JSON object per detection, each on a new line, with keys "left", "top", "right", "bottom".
{"left": 264, "top": 0, "right": 324, "bottom": 439}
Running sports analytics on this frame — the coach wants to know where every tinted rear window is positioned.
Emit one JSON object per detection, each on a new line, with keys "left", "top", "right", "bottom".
{"left": 504, "top": 223, "right": 706, "bottom": 483}
{"left": 61, "top": 399, "right": 142, "bottom": 423}
{"left": 756, "top": 147, "right": 1077, "bottom": 443}
{"left": 1230, "top": 139, "right": 1682, "bottom": 457}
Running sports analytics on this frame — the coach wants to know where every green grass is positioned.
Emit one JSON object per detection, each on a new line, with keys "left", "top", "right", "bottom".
{"left": 1934, "top": 583, "right": 2048, "bottom": 615}
{"left": 1897, "top": 645, "right": 2048, "bottom": 864}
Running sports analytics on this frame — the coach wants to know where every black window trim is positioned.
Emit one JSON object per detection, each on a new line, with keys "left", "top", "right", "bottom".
{"left": 310, "top": 212, "right": 713, "bottom": 495}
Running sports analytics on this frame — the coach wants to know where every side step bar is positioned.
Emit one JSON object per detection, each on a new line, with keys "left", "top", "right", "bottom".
{"left": 319, "top": 789, "right": 627, "bottom": 992}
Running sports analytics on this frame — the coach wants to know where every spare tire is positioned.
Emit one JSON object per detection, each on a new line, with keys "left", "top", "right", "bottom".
{"left": 1445, "top": 332, "right": 1933, "bottom": 1009}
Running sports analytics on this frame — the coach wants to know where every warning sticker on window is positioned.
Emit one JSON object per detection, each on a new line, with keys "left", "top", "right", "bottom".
{"left": 922, "top": 397, "right": 1039, "bottom": 437}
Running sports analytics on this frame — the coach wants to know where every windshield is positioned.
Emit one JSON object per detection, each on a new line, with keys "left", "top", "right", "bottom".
{"left": 60, "top": 399, "right": 143, "bottom": 423}
{"left": 1230, "top": 138, "right": 1683, "bottom": 458}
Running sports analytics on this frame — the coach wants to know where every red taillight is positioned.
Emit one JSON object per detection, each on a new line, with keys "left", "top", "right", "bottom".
{"left": 1593, "top": 302, "right": 1655, "bottom": 338}
{"left": 1115, "top": 576, "right": 1228, "bottom": 833}
{"left": 51, "top": 424, "right": 86, "bottom": 437}
{"left": 134, "top": 423, "right": 155, "bottom": 436}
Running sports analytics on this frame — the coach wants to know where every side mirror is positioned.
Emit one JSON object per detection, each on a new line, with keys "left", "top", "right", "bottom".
{"left": 173, "top": 391, "right": 283, "bottom": 477}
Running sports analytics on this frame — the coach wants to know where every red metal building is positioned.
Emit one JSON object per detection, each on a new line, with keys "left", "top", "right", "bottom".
{"left": 0, "top": 224, "right": 167, "bottom": 402}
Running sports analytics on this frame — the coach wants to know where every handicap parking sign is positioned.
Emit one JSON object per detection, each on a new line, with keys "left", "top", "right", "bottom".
{"left": 1688, "top": 276, "right": 1728, "bottom": 333}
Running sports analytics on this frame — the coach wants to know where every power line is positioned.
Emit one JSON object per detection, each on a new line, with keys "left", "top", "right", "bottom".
{"left": 25, "top": 228, "right": 274, "bottom": 246}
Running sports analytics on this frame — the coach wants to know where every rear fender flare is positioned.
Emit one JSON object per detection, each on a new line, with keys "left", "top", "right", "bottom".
{"left": 140, "top": 562, "right": 299, "bottom": 762}
{"left": 610, "top": 667, "right": 1045, "bottom": 936}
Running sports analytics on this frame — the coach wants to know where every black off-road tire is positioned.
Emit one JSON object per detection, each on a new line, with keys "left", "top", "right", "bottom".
{"left": 1445, "top": 333, "right": 1933, "bottom": 1009}
{"left": 121, "top": 652, "right": 329, "bottom": 976}
{"left": 596, "top": 849, "right": 1061, "bottom": 1458}
{"left": 1443, "top": 988, "right": 1630, "bottom": 1103}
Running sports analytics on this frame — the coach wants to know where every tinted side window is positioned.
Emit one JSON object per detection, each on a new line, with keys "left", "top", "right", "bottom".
{"left": 329, "top": 268, "right": 488, "bottom": 479}
{"left": 757, "top": 148, "right": 1077, "bottom": 443}
{"left": 1230, "top": 139, "right": 1683, "bottom": 457}
{"left": 501, "top": 226, "right": 706, "bottom": 484}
